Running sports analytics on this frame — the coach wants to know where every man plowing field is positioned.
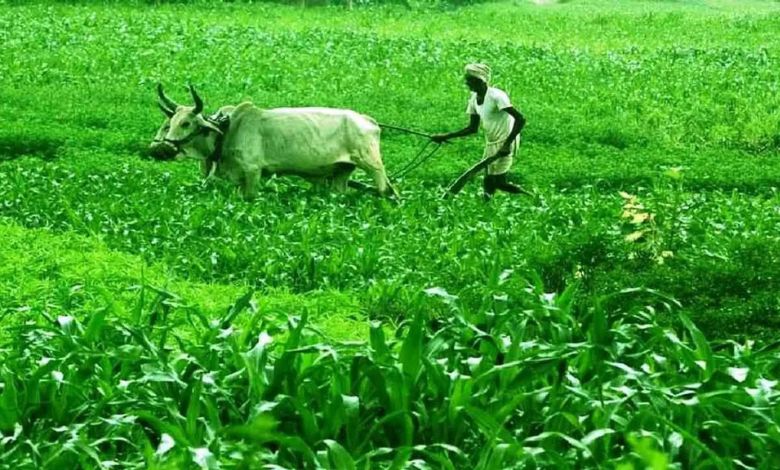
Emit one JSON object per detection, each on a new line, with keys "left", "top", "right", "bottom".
{"left": 432, "top": 63, "right": 531, "bottom": 200}
{"left": 147, "top": 64, "right": 531, "bottom": 201}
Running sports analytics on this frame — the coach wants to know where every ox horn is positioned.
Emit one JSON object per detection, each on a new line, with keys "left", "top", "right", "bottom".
{"left": 157, "top": 102, "right": 174, "bottom": 118}
{"left": 189, "top": 84, "right": 204, "bottom": 115}
{"left": 156, "top": 83, "right": 179, "bottom": 114}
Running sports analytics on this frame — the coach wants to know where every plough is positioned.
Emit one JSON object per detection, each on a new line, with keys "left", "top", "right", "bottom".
{"left": 380, "top": 123, "right": 531, "bottom": 198}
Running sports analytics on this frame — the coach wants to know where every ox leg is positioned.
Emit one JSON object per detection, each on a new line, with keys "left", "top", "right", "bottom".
{"left": 241, "top": 172, "right": 261, "bottom": 201}
{"left": 305, "top": 176, "right": 329, "bottom": 192}
{"left": 370, "top": 169, "right": 398, "bottom": 198}
{"left": 355, "top": 138, "right": 398, "bottom": 198}
{"left": 332, "top": 162, "right": 356, "bottom": 193}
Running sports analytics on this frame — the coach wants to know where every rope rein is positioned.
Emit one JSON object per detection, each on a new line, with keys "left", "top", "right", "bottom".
{"left": 391, "top": 141, "right": 442, "bottom": 179}
{"left": 378, "top": 123, "right": 442, "bottom": 179}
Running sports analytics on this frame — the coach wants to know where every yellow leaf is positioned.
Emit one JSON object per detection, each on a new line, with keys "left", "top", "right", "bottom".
{"left": 631, "top": 213, "right": 649, "bottom": 224}
{"left": 664, "top": 167, "right": 684, "bottom": 180}
{"left": 618, "top": 191, "right": 634, "bottom": 199}
{"left": 625, "top": 230, "right": 646, "bottom": 242}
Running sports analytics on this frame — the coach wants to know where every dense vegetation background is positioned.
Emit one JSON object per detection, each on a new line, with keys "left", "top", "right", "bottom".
{"left": 0, "top": 0, "right": 779, "bottom": 468}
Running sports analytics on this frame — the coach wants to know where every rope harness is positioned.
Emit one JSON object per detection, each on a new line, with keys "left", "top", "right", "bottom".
{"left": 203, "top": 113, "right": 231, "bottom": 178}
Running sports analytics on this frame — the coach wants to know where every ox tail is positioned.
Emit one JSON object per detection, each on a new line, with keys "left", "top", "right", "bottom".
{"left": 385, "top": 176, "right": 400, "bottom": 199}
{"left": 357, "top": 134, "right": 398, "bottom": 199}
{"left": 370, "top": 170, "right": 398, "bottom": 199}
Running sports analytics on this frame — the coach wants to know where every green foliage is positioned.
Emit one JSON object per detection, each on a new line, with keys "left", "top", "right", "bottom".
{"left": 3, "top": 150, "right": 778, "bottom": 337}
{"left": 1, "top": 286, "right": 779, "bottom": 468}
{"left": 0, "top": 1, "right": 780, "bottom": 466}
{"left": 0, "top": 0, "right": 779, "bottom": 329}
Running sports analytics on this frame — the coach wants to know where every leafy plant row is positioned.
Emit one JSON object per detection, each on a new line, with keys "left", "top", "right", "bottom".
{"left": 1, "top": 282, "right": 778, "bottom": 468}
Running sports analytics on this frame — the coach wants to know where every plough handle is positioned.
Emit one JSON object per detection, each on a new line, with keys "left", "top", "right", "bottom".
{"left": 443, "top": 154, "right": 502, "bottom": 197}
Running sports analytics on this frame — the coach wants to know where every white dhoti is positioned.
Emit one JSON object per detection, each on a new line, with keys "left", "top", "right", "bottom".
{"left": 484, "top": 137, "right": 518, "bottom": 175}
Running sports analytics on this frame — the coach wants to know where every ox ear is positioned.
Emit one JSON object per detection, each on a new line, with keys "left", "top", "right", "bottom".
{"left": 198, "top": 115, "right": 224, "bottom": 135}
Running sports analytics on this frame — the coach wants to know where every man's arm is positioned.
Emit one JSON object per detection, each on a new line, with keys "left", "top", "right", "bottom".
{"left": 431, "top": 114, "right": 480, "bottom": 143}
{"left": 496, "top": 106, "right": 525, "bottom": 156}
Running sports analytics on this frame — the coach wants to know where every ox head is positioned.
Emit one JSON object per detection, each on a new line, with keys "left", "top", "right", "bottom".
{"left": 149, "top": 84, "right": 224, "bottom": 161}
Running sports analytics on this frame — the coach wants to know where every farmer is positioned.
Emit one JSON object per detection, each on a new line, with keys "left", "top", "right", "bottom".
{"left": 432, "top": 63, "right": 527, "bottom": 199}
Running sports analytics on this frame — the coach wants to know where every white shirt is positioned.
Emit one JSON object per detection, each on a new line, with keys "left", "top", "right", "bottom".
{"left": 466, "top": 87, "right": 514, "bottom": 145}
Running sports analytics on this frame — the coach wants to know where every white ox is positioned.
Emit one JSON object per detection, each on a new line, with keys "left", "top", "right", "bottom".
{"left": 149, "top": 85, "right": 396, "bottom": 198}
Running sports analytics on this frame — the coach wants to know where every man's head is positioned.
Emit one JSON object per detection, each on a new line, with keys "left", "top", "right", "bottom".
{"left": 464, "top": 63, "right": 491, "bottom": 92}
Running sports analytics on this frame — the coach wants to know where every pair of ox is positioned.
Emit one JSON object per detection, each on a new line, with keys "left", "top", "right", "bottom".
{"left": 149, "top": 85, "right": 397, "bottom": 198}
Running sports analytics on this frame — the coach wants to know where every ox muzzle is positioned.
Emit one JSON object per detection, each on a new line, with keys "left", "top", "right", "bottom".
{"left": 149, "top": 129, "right": 205, "bottom": 160}
{"left": 148, "top": 140, "right": 179, "bottom": 160}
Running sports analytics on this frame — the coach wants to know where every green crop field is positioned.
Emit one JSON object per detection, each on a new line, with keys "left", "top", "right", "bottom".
{"left": 1, "top": 0, "right": 779, "bottom": 468}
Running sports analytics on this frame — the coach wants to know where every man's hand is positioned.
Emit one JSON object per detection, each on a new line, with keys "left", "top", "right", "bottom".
{"left": 495, "top": 142, "right": 512, "bottom": 158}
{"left": 431, "top": 133, "right": 450, "bottom": 144}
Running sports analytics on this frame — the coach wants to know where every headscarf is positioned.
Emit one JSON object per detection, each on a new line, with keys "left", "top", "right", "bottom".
{"left": 464, "top": 63, "right": 491, "bottom": 85}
